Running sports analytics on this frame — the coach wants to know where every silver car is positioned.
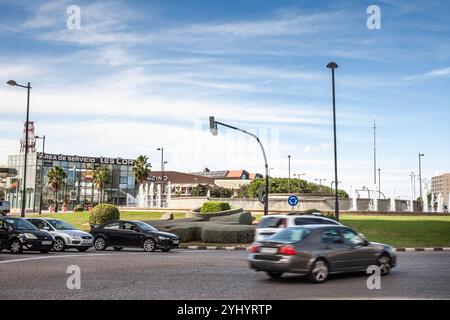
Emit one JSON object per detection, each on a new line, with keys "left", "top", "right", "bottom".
{"left": 26, "top": 218, "right": 93, "bottom": 252}
{"left": 249, "top": 225, "right": 397, "bottom": 283}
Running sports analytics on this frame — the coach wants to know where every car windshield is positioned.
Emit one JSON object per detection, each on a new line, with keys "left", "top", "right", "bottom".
{"left": 133, "top": 221, "right": 157, "bottom": 231}
{"left": 4, "top": 218, "right": 38, "bottom": 231}
{"left": 47, "top": 220, "right": 76, "bottom": 230}
{"left": 268, "top": 228, "right": 312, "bottom": 242}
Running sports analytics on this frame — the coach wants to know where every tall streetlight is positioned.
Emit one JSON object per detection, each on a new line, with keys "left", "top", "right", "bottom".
{"left": 287, "top": 155, "right": 291, "bottom": 193}
{"left": 7, "top": 80, "right": 31, "bottom": 217}
{"left": 35, "top": 135, "right": 46, "bottom": 214}
{"left": 315, "top": 178, "right": 326, "bottom": 186}
{"left": 269, "top": 167, "right": 274, "bottom": 177}
{"left": 210, "top": 116, "right": 270, "bottom": 216}
{"left": 418, "top": 153, "right": 424, "bottom": 201}
{"left": 409, "top": 172, "right": 416, "bottom": 199}
{"left": 330, "top": 180, "right": 341, "bottom": 189}
{"left": 327, "top": 62, "right": 340, "bottom": 222}
{"left": 157, "top": 147, "right": 164, "bottom": 207}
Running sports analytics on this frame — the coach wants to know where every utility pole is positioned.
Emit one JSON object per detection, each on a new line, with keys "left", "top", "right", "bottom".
{"left": 418, "top": 153, "right": 424, "bottom": 201}
{"left": 373, "top": 118, "right": 377, "bottom": 186}
{"left": 288, "top": 155, "right": 291, "bottom": 193}
{"left": 378, "top": 168, "right": 381, "bottom": 199}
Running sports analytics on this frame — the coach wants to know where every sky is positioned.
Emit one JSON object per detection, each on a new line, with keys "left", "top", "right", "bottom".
{"left": 0, "top": 0, "right": 449, "bottom": 198}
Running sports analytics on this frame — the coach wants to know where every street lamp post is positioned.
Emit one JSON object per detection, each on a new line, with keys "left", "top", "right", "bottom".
{"left": 157, "top": 147, "right": 164, "bottom": 207}
{"left": 315, "top": 178, "right": 326, "bottom": 186}
{"left": 209, "top": 116, "right": 270, "bottom": 216}
{"left": 378, "top": 168, "right": 381, "bottom": 200}
{"left": 35, "top": 135, "right": 46, "bottom": 214}
{"left": 288, "top": 155, "right": 291, "bottom": 193}
{"left": 327, "top": 62, "right": 340, "bottom": 222}
{"left": 418, "top": 153, "right": 424, "bottom": 202}
{"left": 7, "top": 80, "right": 31, "bottom": 217}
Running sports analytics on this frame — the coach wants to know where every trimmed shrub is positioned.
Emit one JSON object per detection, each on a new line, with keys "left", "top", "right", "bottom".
{"left": 168, "top": 225, "right": 203, "bottom": 242}
{"left": 201, "top": 224, "right": 255, "bottom": 243}
{"left": 303, "top": 209, "right": 321, "bottom": 214}
{"left": 73, "top": 205, "right": 84, "bottom": 212}
{"left": 89, "top": 204, "right": 120, "bottom": 225}
{"left": 209, "top": 211, "right": 253, "bottom": 225}
{"left": 200, "top": 201, "right": 231, "bottom": 213}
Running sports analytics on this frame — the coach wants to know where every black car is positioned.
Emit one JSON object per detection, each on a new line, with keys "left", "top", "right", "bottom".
{"left": 0, "top": 217, "right": 55, "bottom": 254}
{"left": 89, "top": 220, "right": 180, "bottom": 252}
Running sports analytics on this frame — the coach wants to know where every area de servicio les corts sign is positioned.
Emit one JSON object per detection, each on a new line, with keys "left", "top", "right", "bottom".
{"left": 37, "top": 152, "right": 135, "bottom": 166}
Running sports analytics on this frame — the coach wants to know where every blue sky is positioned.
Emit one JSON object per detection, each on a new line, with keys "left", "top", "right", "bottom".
{"left": 0, "top": 0, "right": 449, "bottom": 198}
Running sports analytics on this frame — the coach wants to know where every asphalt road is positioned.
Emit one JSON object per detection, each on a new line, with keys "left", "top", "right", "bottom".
{"left": 1, "top": 249, "right": 449, "bottom": 299}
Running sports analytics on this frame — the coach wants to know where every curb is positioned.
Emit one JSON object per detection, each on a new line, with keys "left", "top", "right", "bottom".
{"left": 180, "top": 245, "right": 450, "bottom": 252}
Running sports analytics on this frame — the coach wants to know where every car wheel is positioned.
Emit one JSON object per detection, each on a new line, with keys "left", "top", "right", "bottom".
{"left": 77, "top": 247, "right": 89, "bottom": 252}
{"left": 308, "top": 259, "right": 329, "bottom": 283}
{"left": 113, "top": 247, "right": 124, "bottom": 251}
{"left": 377, "top": 254, "right": 391, "bottom": 275}
{"left": 40, "top": 249, "right": 50, "bottom": 253}
{"left": 266, "top": 271, "right": 283, "bottom": 279}
{"left": 94, "top": 237, "right": 107, "bottom": 251}
{"left": 143, "top": 238, "right": 156, "bottom": 252}
{"left": 53, "top": 238, "right": 66, "bottom": 252}
{"left": 10, "top": 240, "right": 23, "bottom": 254}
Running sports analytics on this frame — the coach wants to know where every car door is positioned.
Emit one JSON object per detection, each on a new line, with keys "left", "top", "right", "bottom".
{"left": 339, "top": 228, "right": 378, "bottom": 270}
{"left": 0, "top": 220, "right": 10, "bottom": 249}
{"left": 120, "top": 222, "right": 142, "bottom": 247}
{"left": 102, "top": 221, "right": 121, "bottom": 245}
{"left": 319, "top": 227, "right": 353, "bottom": 272}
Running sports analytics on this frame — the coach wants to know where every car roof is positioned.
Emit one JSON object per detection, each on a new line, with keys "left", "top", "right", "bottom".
{"left": 25, "top": 217, "right": 57, "bottom": 221}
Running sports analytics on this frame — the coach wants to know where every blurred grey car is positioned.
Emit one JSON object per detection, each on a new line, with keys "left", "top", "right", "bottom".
{"left": 249, "top": 225, "right": 396, "bottom": 283}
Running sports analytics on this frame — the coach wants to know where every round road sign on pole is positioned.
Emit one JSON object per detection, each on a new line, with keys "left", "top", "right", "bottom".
{"left": 288, "top": 195, "right": 299, "bottom": 207}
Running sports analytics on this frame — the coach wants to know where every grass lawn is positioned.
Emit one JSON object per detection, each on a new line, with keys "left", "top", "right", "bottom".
{"left": 341, "top": 215, "right": 450, "bottom": 247}
{"left": 39, "top": 211, "right": 186, "bottom": 231}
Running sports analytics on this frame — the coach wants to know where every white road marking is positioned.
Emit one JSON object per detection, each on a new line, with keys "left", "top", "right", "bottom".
{"left": 0, "top": 253, "right": 116, "bottom": 264}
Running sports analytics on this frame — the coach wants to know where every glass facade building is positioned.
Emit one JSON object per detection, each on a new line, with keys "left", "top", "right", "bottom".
{"left": 6, "top": 152, "right": 136, "bottom": 211}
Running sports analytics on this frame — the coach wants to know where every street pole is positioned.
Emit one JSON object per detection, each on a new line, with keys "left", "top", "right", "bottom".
{"left": 327, "top": 62, "right": 340, "bottom": 222}
{"left": 158, "top": 147, "right": 164, "bottom": 207}
{"left": 373, "top": 118, "right": 377, "bottom": 186}
{"left": 288, "top": 155, "right": 291, "bottom": 193}
{"left": 419, "top": 153, "right": 424, "bottom": 201}
{"left": 209, "top": 117, "right": 270, "bottom": 216}
{"left": 7, "top": 80, "right": 31, "bottom": 217}
{"left": 36, "top": 135, "right": 46, "bottom": 214}
{"left": 378, "top": 168, "right": 381, "bottom": 200}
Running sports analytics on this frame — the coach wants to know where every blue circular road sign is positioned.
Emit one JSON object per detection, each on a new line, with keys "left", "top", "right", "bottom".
{"left": 288, "top": 195, "right": 299, "bottom": 206}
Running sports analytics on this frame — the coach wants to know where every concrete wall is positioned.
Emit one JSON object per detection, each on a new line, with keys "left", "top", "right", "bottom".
{"left": 168, "top": 196, "right": 421, "bottom": 213}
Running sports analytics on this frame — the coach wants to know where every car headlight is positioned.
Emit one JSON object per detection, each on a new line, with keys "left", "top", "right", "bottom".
{"left": 158, "top": 236, "right": 170, "bottom": 241}
{"left": 70, "top": 235, "right": 81, "bottom": 239}
{"left": 23, "top": 233, "right": 38, "bottom": 239}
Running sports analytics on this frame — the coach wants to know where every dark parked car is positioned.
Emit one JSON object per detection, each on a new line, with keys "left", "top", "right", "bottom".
{"left": 89, "top": 220, "right": 180, "bottom": 252}
{"left": 0, "top": 217, "right": 55, "bottom": 254}
{"left": 249, "top": 225, "right": 396, "bottom": 283}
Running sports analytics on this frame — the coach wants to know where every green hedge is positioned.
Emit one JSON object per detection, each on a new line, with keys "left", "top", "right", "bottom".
{"left": 89, "top": 204, "right": 120, "bottom": 225}
{"left": 168, "top": 225, "right": 203, "bottom": 242}
{"left": 201, "top": 224, "right": 255, "bottom": 243}
{"left": 209, "top": 211, "right": 253, "bottom": 225}
{"left": 200, "top": 201, "right": 231, "bottom": 213}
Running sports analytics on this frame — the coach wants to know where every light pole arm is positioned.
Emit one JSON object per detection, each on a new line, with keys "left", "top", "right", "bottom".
{"left": 215, "top": 121, "right": 269, "bottom": 215}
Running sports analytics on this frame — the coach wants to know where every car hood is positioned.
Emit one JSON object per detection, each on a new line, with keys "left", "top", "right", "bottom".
{"left": 369, "top": 241, "right": 394, "bottom": 251}
{"left": 56, "top": 230, "right": 92, "bottom": 237}
{"left": 16, "top": 229, "right": 53, "bottom": 239}
{"left": 151, "top": 231, "right": 178, "bottom": 239}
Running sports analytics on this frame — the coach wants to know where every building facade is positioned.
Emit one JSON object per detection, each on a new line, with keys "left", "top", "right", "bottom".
{"left": 6, "top": 152, "right": 136, "bottom": 211}
{"left": 431, "top": 173, "right": 450, "bottom": 206}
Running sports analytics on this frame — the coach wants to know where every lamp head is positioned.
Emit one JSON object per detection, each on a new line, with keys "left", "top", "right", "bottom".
{"left": 326, "top": 62, "right": 338, "bottom": 69}
{"left": 209, "top": 116, "right": 218, "bottom": 136}
{"left": 7, "top": 80, "right": 18, "bottom": 86}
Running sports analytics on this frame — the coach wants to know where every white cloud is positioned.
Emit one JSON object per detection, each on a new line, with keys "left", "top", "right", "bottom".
{"left": 303, "top": 143, "right": 332, "bottom": 153}
{"left": 405, "top": 66, "right": 450, "bottom": 80}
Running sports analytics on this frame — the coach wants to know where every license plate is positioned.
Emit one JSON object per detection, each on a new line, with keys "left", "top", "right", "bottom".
{"left": 41, "top": 241, "right": 52, "bottom": 245}
{"left": 260, "top": 247, "right": 278, "bottom": 254}
{"left": 82, "top": 240, "right": 92, "bottom": 244}
{"left": 173, "top": 240, "right": 179, "bottom": 244}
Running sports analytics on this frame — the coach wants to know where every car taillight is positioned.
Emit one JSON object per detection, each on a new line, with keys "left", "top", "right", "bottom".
{"left": 279, "top": 245, "right": 296, "bottom": 255}
{"left": 248, "top": 244, "right": 260, "bottom": 253}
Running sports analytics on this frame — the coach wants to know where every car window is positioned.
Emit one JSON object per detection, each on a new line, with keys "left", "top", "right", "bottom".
{"left": 321, "top": 228, "right": 342, "bottom": 244}
{"left": 268, "top": 228, "right": 312, "bottom": 242}
{"left": 258, "top": 217, "right": 283, "bottom": 228}
{"left": 122, "top": 222, "right": 137, "bottom": 231}
{"left": 340, "top": 228, "right": 365, "bottom": 245}
{"left": 47, "top": 220, "right": 75, "bottom": 230}
{"left": 104, "top": 222, "right": 120, "bottom": 229}
{"left": 295, "top": 217, "right": 320, "bottom": 225}
{"left": 3, "top": 218, "right": 38, "bottom": 231}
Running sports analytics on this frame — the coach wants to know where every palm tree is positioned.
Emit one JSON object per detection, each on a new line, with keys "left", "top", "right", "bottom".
{"left": 132, "top": 155, "right": 151, "bottom": 186}
{"left": 93, "top": 166, "right": 110, "bottom": 204}
{"left": 47, "top": 166, "right": 67, "bottom": 212}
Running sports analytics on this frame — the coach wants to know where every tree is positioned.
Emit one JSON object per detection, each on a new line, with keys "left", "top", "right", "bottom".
{"left": 93, "top": 166, "right": 110, "bottom": 204}
{"left": 47, "top": 166, "right": 67, "bottom": 212}
{"left": 132, "top": 155, "right": 151, "bottom": 186}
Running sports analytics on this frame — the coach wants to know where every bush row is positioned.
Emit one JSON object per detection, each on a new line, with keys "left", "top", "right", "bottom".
{"left": 200, "top": 201, "right": 231, "bottom": 213}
